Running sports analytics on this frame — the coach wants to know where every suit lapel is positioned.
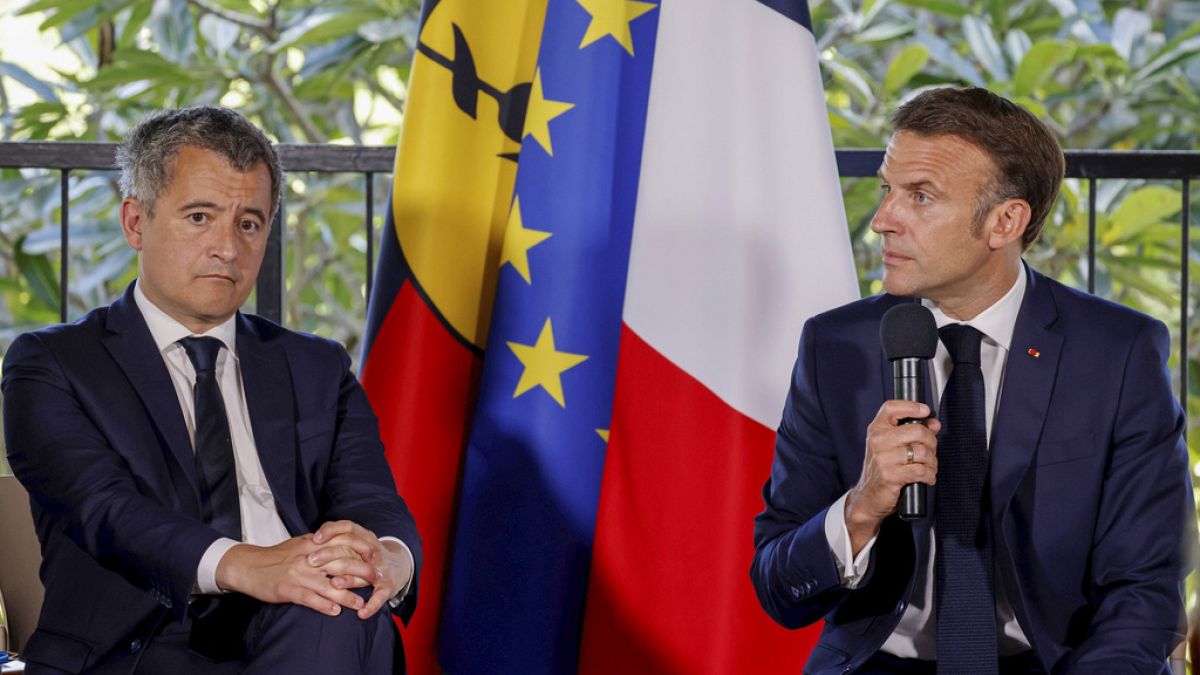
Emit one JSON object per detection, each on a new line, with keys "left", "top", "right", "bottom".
{"left": 102, "top": 286, "right": 201, "bottom": 507}
{"left": 989, "top": 265, "right": 1062, "bottom": 524}
{"left": 236, "top": 316, "right": 304, "bottom": 535}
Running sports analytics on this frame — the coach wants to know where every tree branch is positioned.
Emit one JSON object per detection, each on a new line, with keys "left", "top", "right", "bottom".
{"left": 261, "top": 56, "right": 327, "bottom": 143}
{"left": 185, "top": 0, "right": 274, "bottom": 37}
{"left": 363, "top": 75, "right": 407, "bottom": 116}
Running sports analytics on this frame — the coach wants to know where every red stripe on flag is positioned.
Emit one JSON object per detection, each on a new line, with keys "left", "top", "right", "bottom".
{"left": 580, "top": 324, "right": 821, "bottom": 674}
{"left": 360, "top": 280, "right": 481, "bottom": 675}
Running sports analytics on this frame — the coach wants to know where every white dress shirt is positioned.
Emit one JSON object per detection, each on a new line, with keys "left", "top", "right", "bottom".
{"left": 133, "top": 283, "right": 413, "bottom": 597}
{"left": 824, "top": 267, "right": 1031, "bottom": 658}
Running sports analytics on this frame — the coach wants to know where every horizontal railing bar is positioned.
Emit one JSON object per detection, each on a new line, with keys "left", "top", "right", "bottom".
{"left": 3, "top": 143, "right": 1198, "bottom": 179}
{"left": 836, "top": 148, "right": 1200, "bottom": 179}
{"left": 0, "top": 142, "right": 397, "bottom": 173}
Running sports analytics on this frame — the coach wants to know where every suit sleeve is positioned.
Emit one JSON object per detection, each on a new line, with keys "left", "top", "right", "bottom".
{"left": 317, "top": 343, "right": 423, "bottom": 623}
{"left": 2, "top": 332, "right": 221, "bottom": 616}
{"left": 1059, "top": 319, "right": 1196, "bottom": 673}
{"left": 751, "top": 317, "right": 892, "bottom": 628}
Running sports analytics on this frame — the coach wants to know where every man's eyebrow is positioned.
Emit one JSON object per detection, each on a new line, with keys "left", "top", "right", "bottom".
{"left": 178, "top": 201, "right": 268, "bottom": 222}
{"left": 179, "top": 200, "right": 221, "bottom": 212}
{"left": 877, "top": 173, "right": 939, "bottom": 193}
{"left": 242, "top": 207, "right": 268, "bottom": 223}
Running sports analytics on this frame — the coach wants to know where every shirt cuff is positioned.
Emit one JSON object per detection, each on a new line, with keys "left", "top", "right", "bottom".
{"left": 380, "top": 536, "right": 415, "bottom": 607}
{"left": 823, "top": 492, "right": 877, "bottom": 589}
{"left": 196, "top": 537, "right": 241, "bottom": 594}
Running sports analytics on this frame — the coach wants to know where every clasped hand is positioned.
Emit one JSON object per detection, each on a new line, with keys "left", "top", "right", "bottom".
{"left": 215, "top": 519, "right": 412, "bottom": 620}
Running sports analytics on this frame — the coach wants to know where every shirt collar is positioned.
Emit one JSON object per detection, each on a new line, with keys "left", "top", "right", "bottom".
{"left": 133, "top": 280, "right": 238, "bottom": 356}
{"left": 922, "top": 263, "right": 1027, "bottom": 351}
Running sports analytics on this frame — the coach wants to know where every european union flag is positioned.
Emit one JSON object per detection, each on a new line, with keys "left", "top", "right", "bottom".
{"left": 438, "top": 1, "right": 660, "bottom": 673}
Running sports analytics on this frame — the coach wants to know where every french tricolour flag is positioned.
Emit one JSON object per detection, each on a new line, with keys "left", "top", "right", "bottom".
{"left": 361, "top": 0, "right": 858, "bottom": 672}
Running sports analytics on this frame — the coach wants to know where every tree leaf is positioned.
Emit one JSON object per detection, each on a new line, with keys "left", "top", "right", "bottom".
{"left": 1102, "top": 258, "right": 1178, "bottom": 306}
{"left": 14, "top": 235, "right": 60, "bottom": 313}
{"left": 149, "top": 0, "right": 197, "bottom": 63}
{"left": 915, "top": 29, "right": 984, "bottom": 86}
{"left": 0, "top": 61, "right": 61, "bottom": 103}
{"left": 272, "top": 9, "right": 388, "bottom": 52}
{"left": 199, "top": 14, "right": 240, "bottom": 56}
{"left": 894, "top": 0, "right": 970, "bottom": 19}
{"left": 74, "top": 247, "right": 135, "bottom": 294}
{"left": 1111, "top": 8, "right": 1150, "bottom": 62}
{"left": 861, "top": 0, "right": 892, "bottom": 28}
{"left": 357, "top": 17, "right": 415, "bottom": 44}
{"left": 117, "top": 1, "right": 155, "bottom": 50}
{"left": 1133, "top": 29, "right": 1200, "bottom": 82}
{"left": 82, "top": 49, "right": 206, "bottom": 90}
{"left": 1004, "top": 29, "right": 1032, "bottom": 66}
{"left": 19, "top": 0, "right": 92, "bottom": 28}
{"left": 884, "top": 44, "right": 929, "bottom": 93}
{"left": 1013, "top": 39, "right": 1076, "bottom": 97}
{"left": 823, "top": 57, "right": 876, "bottom": 108}
{"left": 855, "top": 21, "right": 913, "bottom": 44}
{"left": 1104, "top": 186, "right": 1182, "bottom": 245}
{"left": 963, "top": 15, "right": 1008, "bottom": 81}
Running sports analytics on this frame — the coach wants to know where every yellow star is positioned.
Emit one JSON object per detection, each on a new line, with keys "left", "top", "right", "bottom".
{"left": 577, "top": 0, "right": 657, "bottom": 55}
{"left": 523, "top": 69, "right": 574, "bottom": 156}
{"left": 596, "top": 429, "right": 610, "bottom": 442}
{"left": 500, "top": 197, "right": 552, "bottom": 284}
{"left": 508, "top": 318, "right": 589, "bottom": 407}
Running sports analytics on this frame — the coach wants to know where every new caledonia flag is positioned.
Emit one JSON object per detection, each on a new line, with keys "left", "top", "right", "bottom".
{"left": 360, "top": 0, "right": 858, "bottom": 672}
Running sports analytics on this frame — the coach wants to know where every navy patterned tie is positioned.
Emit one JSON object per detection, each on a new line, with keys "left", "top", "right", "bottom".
{"left": 179, "top": 337, "right": 242, "bottom": 540}
{"left": 935, "top": 324, "right": 997, "bottom": 673}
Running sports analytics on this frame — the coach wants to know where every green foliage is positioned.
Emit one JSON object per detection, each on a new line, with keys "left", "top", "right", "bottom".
{"left": 0, "top": 0, "right": 422, "bottom": 365}
{"left": 3, "top": 1, "right": 1200, "bottom": 582}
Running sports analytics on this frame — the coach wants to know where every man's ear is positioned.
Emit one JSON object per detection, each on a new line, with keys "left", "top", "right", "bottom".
{"left": 988, "top": 198, "right": 1031, "bottom": 250}
{"left": 120, "top": 198, "right": 146, "bottom": 251}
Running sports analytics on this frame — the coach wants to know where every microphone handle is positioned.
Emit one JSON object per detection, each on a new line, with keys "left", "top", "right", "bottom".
{"left": 893, "top": 358, "right": 928, "bottom": 521}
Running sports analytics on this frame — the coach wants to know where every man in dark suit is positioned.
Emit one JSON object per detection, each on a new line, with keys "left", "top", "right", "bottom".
{"left": 751, "top": 88, "right": 1195, "bottom": 674}
{"left": 3, "top": 106, "right": 421, "bottom": 673}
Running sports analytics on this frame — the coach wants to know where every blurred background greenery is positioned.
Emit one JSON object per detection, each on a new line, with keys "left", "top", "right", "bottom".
{"left": 1, "top": 0, "right": 1199, "bottom": 595}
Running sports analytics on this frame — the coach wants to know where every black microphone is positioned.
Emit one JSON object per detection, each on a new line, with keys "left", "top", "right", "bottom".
{"left": 880, "top": 303, "right": 938, "bottom": 521}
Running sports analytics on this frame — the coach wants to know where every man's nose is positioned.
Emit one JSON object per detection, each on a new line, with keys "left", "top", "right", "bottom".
{"left": 209, "top": 219, "right": 238, "bottom": 260}
{"left": 869, "top": 194, "right": 897, "bottom": 235}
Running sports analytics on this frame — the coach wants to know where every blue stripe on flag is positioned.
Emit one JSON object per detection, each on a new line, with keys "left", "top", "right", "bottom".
{"left": 438, "top": 0, "right": 661, "bottom": 672}
{"left": 756, "top": 0, "right": 813, "bottom": 30}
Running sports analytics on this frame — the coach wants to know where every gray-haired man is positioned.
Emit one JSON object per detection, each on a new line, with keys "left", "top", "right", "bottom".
{"left": 3, "top": 106, "right": 421, "bottom": 674}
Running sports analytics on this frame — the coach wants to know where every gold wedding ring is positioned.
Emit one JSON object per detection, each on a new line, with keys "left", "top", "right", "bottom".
{"left": 905, "top": 444, "right": 915, "bottom": 464}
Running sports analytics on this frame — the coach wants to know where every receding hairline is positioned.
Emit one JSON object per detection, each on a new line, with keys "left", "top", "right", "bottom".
{"left": 117, "top": 106, "right": 283, "bottom": 221}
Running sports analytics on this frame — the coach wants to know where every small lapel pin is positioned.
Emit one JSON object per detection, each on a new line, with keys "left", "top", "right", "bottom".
{"left": 1027, "top": 348, "right": 1040, "bottom": 358}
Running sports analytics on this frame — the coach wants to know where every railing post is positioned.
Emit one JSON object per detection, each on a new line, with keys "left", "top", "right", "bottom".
{"left": 1088, "top": 177, "right": 1097, "bottom": 295}
{"left": 1183, "top": 178, "right": 1191, "bottom": 410}
{"left": 257, "top": 202, "right": 285, "bottom": 324}
{"left": 365, "top": 171, "right": 375, "bottom": 308}
{"left": 60, "top": 170, "right": 69, "bottom": 323}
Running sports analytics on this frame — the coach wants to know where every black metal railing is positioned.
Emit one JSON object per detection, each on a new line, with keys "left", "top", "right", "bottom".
{"left": 1, "top": 142, "right": 1198, "bottom": 397}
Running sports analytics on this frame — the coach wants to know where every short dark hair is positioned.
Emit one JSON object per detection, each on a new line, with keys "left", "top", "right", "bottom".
{"left": 116, "top": 106, "right": 283, "bottom": 220}
{"left": 891, "top": 87, "right": 1064, "bottom": 249}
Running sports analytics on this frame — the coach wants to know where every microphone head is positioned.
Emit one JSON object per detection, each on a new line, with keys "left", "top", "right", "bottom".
{"left": 881, "top": 303, "right": 938, "bottom": 361}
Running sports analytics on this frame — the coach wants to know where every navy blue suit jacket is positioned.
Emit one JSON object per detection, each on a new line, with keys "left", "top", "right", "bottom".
{"left": 1, "top": 284, "right": 421, "bottom": 673}
{"left": 751, "top": 265, "right": 1195, "bottom": 674}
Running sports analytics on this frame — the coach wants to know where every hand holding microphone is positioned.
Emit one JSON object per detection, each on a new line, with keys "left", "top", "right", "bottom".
{"left": 844, "top": 304, "right": 941, "bottom": 554}
{"left": 880, "top": 303, "right": 939, "bottom": 520}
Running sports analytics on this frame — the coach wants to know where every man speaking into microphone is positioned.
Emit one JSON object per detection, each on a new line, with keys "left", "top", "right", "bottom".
{"left": 750, "top": 87, "right": 1196, "bottom": 674}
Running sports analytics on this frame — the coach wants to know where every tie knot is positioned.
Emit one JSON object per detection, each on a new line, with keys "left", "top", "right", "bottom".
{"left": 180, "top": 336, "right": 224, "bottom": 373}
{"left": 939, "top": 324, "right": 983, "bottom": 365}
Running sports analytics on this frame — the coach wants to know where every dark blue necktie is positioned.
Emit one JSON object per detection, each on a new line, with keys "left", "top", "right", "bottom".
{"left": 179, "top": 336, "right": 242, "bottom": 541}
{"left": 934, "top": 324, "right": 997, "bottom": 673}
